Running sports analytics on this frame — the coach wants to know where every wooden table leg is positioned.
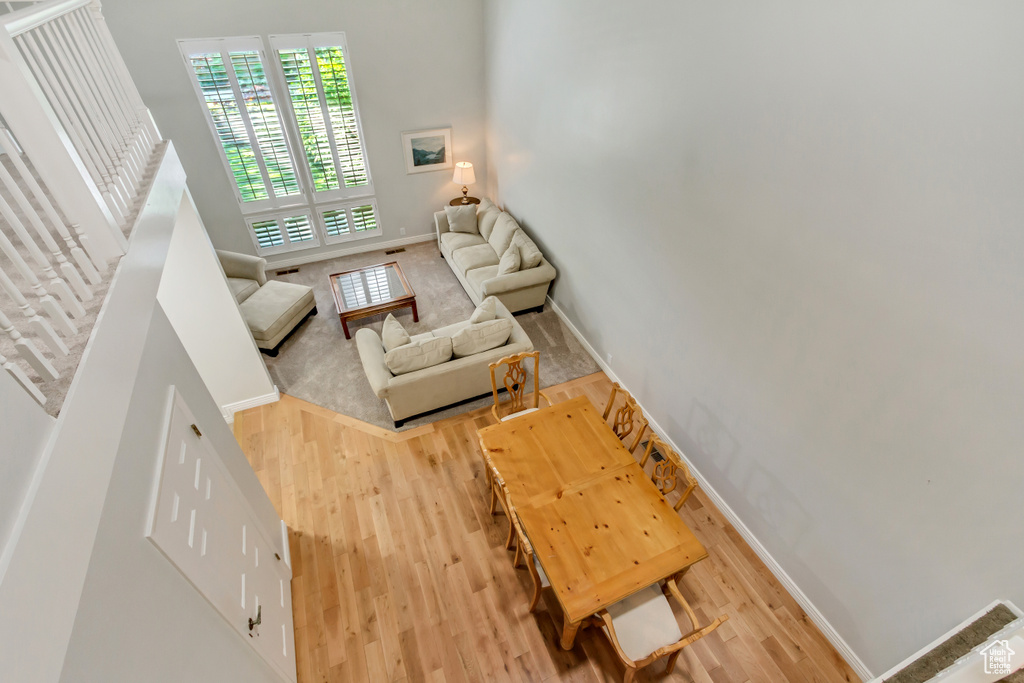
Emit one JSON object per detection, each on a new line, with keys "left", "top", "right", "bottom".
{"left": 411, "top": 300, "right": 419, "bottom": 322}
{"left": 341, "top": 317, "right": 351, "bottom": 339}
{"left": 560, "top": 618, "right": 581, "bottom": 650}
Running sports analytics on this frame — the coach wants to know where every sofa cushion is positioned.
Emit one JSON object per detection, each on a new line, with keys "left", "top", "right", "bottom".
{"left": 385, "top": 336, "right": 453, "bottom": 375}
{"left": 478, "top": 200, "right": 501, "bottom": 240}
{"left": 451, "top": 318, "right": 513, "bottom": 358}
{"left": 444, "top": 204, "right": 478, "bottom": 233}
{"left": 497, "top": 243, "right": 521, "bottom": 276}
{"left": 228, "top": 277, "right": 260, "bottom": 303}
{"left": 452, "top": 243, "right": 500, "bottom": 274}
{"left": 440, "top": 231, "right": 486, "bottom": 254}
{"left": 381, "top": 313, "right": 411, "bottom": 352}
{"left": 488, "top": 213, "right": 520, "bottom": 256}
{"left": 431, "top": 319, "right": 471, "bottom": 339}
{"left": 469, "top": 296, "right": 497, "bottom": 323}
{"left": 239, "top": 280, "right": 315, "bottom": 342}
{"left": 409, "top": 331, "right": 435, "bottom": 344}
{"left": 465, "top": 265, "right": 499, "bottom": 295}
{"left": 512, "top": 229, "right": 543, "bottom": 269}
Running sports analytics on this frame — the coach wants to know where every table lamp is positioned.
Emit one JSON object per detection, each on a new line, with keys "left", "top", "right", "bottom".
{"left": 450, "top": 161, "right": 479, "bottom": 205}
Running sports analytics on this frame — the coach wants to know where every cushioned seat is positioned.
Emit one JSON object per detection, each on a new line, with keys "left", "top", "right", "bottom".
{"left": 218, "top": 249, "right": 317, "bottom": 357}
{"left": 603, "top": 584, "right": 683, "bottom": 662}
{"left": 430, "top": 320, "right": 471, "bottom": 339}
{"left": 440, "top": 231, "right": 487, "bottom": 254}
{"left": 452, "top": 243, "right": 500, "bottom": 274}
{"left": 501, "top": 407, "right": 539, "bottom": 422}
{"left": 227, "top": 277, "right": 260, "bottom": 303}
{"left": 466, "top": 265, "right": 500, "bottom": 294}
{"left": 532, "top": 553, "right": 550, "bottom": 587}
{"left": 238, "top": 280, "right": 316, "bottom": 355}
{"left": 435, "top": 200, "right": 557, "bottom": 313}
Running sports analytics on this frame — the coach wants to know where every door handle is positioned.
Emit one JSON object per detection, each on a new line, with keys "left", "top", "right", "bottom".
{"left": 248, "top": 604, "right": 261, "bottom": 632}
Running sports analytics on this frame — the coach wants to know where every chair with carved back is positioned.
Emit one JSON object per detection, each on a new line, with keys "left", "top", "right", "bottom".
{"left": 483, "top": 454, "right": 515, "bottom": 550}
{"left": 640, "top": 435, "right": 698, "bottom": 512}
{"left": 596, "top": 574, "right": 729, "bottom": 683}
{"left": 602, "top": 383, "right": 649, "bottom": 454}
{"left": 506, "top": 489, "right": 550, "bottom": 612}
{"left": 489, "top": 351, "right": 553, "bottom": 422}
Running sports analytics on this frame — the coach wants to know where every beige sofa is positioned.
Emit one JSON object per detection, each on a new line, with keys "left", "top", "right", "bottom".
{"left": 217, "top": 250, "right": 317, "bottom": 357}
{"left": 434, "top": 199, "right": 556, "bottom": 313}
{"left": 356, "top": 298, "right": 533, "bottom": 427}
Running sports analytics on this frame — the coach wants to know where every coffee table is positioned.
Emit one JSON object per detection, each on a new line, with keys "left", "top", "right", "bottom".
{"left": 329, "top": 261, "right": 417, "bottom": 339}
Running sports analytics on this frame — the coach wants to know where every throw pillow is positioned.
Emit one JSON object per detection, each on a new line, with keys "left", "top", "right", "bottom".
{"left": 487, "top": 212, "right": 520, "bottom": 256}
{"left": 451, "top": 318, "right": 513, "bottom": 358}
{"left": 469, "top": 296, "right": 497, "bottom": 323}
{"left": 381, "top": 313, "right": 411, "bottom": 352}
{"left": 478, "top": 205, "right": 501, "bottom": 241}
{"left": 512, "top": 229, "right": 543, "bottom": 269}
{"left": 497, "top": 243, "right": 521, "bottom": 276}
{"left": 444, "top": 204, "right": 478, "bottom": 234}
{"left": 385, "top": 336, "right": 453, "bottom": 375}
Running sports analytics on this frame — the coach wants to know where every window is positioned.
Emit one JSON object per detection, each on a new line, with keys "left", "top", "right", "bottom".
{"left": 247, "top": 212, "right": 319, "bottom": 255}
{"left": 180, "top": 33, "right": 379, "bottom": 254}
{"left": 320, "top": 199, "right": 381, "bottom": 245}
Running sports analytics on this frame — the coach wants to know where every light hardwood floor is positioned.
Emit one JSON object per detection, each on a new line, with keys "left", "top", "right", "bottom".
{"left": 234, "top": 372, "right": 859, "bottom": 683}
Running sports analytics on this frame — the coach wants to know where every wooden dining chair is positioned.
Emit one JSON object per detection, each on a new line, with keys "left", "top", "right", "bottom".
{"left": 596, "top": 576, "right": 729, "bottom": 683}
{"left": 640, "top": 435, "right": 699, "bottom": 512}
{"left": 489, "top": 351, "right": 553, "bottom": 422}
{"left": 506, "top": 490, "right": 550, "bottom": 612}
{"left": 602, "top": 383, "right": 649, "bottom": 454}
{"left": 484, "top": 456, "right": 515, "bottom": 550}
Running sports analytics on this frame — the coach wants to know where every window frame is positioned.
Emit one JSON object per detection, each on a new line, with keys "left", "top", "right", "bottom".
{"left": 245, "top": 209, "right": 320, "bottom": 256}
{"left": 180, "top": 33, "right": 380, "bottom": 256}
{"left": 268, "top": 32, "right": 374, "bottom": 202}
{"left": 318, "top": 198, "right": 383, "bottom": 246}
{"left": 177, "top": 37, "right": 307, "bottom": 213}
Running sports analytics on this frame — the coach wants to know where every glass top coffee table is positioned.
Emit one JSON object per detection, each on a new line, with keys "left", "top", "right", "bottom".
{"left": 329, "top": 261, "right": 418, "bottom": 339}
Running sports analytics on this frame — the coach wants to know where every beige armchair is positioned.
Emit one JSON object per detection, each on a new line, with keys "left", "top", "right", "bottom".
{"left": 216, "top": 250, "right": 317, "bottom": 357}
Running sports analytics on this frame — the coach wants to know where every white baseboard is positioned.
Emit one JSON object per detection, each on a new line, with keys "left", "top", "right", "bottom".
{"left": 546, "top": 295, "right": 875, "bottom": 682}
{"left": 222, "top": 386, "right": 280, "bottom": 424}
{"left": 265, "top": 233, "right": 435, "bottom": 270}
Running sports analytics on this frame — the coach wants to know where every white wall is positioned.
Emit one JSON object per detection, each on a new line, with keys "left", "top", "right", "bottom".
{"left": 103, "top": 0, "right": 487, "bottom": 263}
{"left": 0, "top": 370, "right": 54, "bottom": 561}
{"left": 157, "top": 193, "right": 276, "bottom": 419}
{"left": 485, "top": 1, "right": 1024, "bottom": 676}
{"left": 58, "top": 305, "right": 286, "bottom": 683}
{"left": 0, "top": 145, "right": 289, "bottom": 683}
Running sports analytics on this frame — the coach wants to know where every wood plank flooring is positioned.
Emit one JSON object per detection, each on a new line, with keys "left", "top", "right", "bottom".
{"left": 234, "top": 372, "right": 860, "bottom": 683}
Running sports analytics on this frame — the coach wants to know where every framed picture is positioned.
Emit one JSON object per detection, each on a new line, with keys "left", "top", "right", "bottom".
{"left": 401, "top": 127, "right": 453, "bottom": 174}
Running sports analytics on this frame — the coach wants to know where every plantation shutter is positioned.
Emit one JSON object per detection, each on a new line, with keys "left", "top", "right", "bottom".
{"left": 271, "top": 33, "right": 373, "bottom": 199}
{"left": 181, "top": 38, "right": 301, "bottom": 208}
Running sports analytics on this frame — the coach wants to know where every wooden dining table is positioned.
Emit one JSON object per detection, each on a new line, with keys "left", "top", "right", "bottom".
{"left": 477, "top": 395, "right": 708, "bottom": 649}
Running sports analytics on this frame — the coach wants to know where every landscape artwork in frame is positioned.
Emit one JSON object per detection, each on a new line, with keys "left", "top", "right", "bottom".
{"left": 402, "top": 128, "right": 453, "bottom": 174}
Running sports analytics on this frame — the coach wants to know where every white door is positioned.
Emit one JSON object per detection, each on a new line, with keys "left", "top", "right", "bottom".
{"left": 147, "top": 388, "right": 296, "bottom": 683}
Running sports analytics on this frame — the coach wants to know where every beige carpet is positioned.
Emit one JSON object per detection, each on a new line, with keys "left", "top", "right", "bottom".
{"left": 262, "top": 240, "right": 600, "bottom": 430}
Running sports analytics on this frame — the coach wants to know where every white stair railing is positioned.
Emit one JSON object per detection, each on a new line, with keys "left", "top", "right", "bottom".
{"left": 0, "top": 256, "right": 68, "bottom": 354}
{"left": 0, "top": 0, "right": 162, "bottom": 408}
{"left": 0, "top": 127, "right": 103, "bottom": 280}
{"left": 8, "top": 1, "right": 158, "bottom": 228}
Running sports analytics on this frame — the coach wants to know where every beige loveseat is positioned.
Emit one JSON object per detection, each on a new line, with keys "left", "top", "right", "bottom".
{"left": 434, "top": 199, "right": 556, "bottom": 313}
{"left": 217, "top": 250, "right": 317, "bottom": 357}
{"left": 356, "top": 297, "right": 533, "bottom": 427}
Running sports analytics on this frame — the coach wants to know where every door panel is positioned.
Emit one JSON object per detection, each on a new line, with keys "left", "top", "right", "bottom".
{"left": 147, "top": 389, "right": 296, "bottom": 682}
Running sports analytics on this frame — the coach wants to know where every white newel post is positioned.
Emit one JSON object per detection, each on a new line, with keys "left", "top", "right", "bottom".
{"left": 0, "top": 13, "right": 125, "bottom": 263}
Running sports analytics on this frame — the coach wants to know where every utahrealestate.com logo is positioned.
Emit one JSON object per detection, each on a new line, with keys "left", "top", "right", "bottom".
{"left": 980, "top": 639, "right": 1016, "bottom": 676}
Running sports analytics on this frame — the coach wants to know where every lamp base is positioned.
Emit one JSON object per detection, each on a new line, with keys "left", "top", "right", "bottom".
{"left": 449, "top": 196, "right": 480, "bottom": 206}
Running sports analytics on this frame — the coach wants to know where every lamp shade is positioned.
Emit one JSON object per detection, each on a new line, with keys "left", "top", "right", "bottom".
{"left": 452, "top": 161, "right": 475, "bottom": 186}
